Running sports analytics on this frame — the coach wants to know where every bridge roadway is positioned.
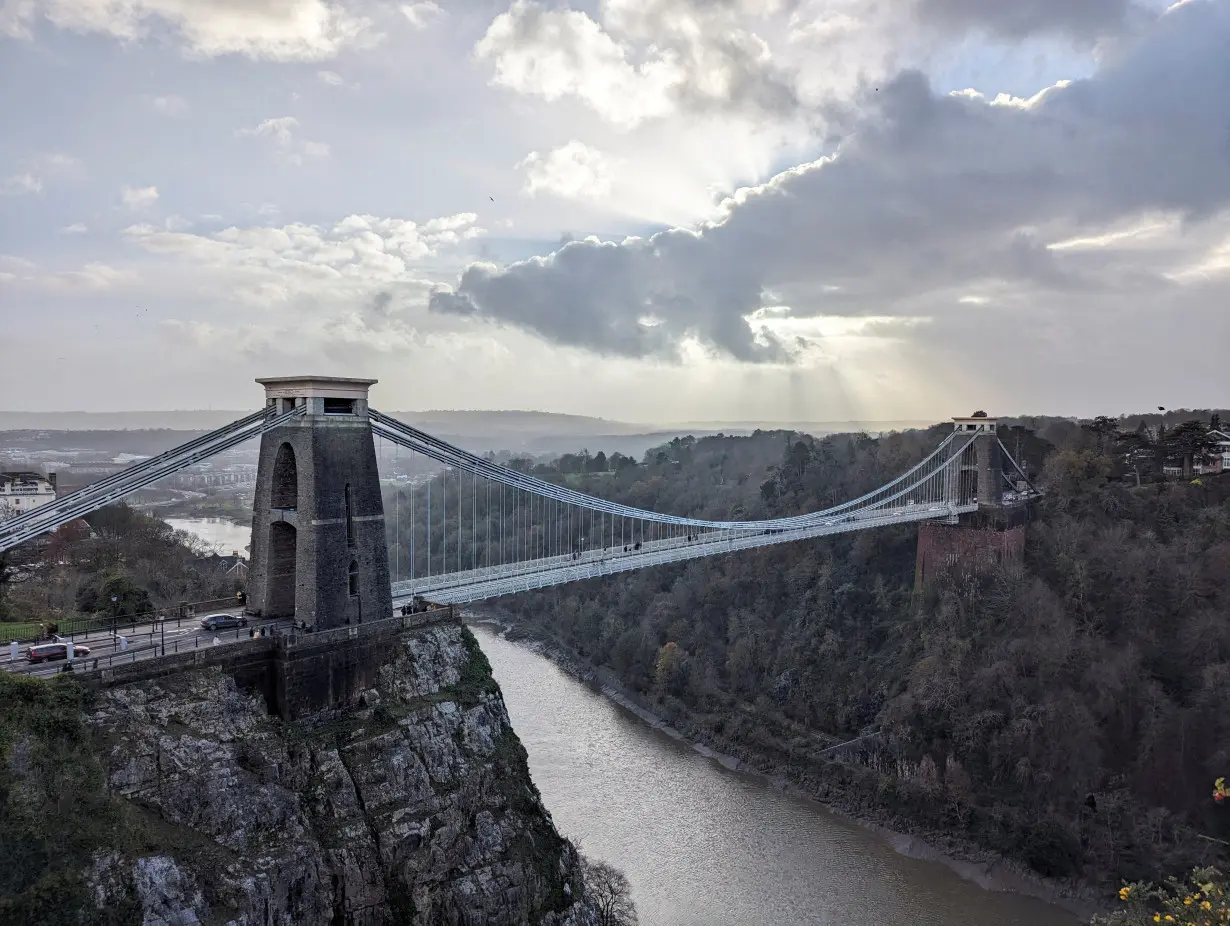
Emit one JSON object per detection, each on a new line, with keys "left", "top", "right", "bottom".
{"left": 394, "top": 500, "right": 978, "bottom": 606}
{"left": 4, "top": 609, "right": 288, "bottom": 679}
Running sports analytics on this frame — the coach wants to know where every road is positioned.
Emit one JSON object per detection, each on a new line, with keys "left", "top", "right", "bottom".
{"left": 3, "top": 609, "right": 287, "bottom": 679}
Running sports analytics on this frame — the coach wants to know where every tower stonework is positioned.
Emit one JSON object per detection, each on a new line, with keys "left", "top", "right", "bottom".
{"left": 951, "top": 415, "right": 1003, "bottom": 510}
{"left": 247, "top": 377, "right": 392, "bottom": 631}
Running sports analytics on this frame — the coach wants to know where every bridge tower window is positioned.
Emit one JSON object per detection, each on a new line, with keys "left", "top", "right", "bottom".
{"left": 348, "top": 559, "right": 359, "bottom": 597}
{"left": 323, "top": 397, "right": 356, "bottom": 415}
{"left": 345, "top": 483, "right": 355, "bottom": 548}
{"left": 271, "top": 443, "right": 297, "bottom": 509}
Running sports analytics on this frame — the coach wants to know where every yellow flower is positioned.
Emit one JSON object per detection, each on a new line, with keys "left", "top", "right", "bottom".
{"left": 1121, "top": 886, "right": 1134, "bottom": 901}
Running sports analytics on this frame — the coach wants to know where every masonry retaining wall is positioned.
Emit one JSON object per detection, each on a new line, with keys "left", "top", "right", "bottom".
{"left": 914, "top": 521, "right": 1026, "bottom": 590}
{"left": 79, "top": 608, "right": 457, "bottom": 721}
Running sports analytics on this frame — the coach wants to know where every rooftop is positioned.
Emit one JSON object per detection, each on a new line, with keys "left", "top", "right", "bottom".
{"left": 256, "top": 375, "right": 377, "bottom": 400}
{"left": 256, "top": 375, "right": 378, "bottom": 386}
{"left": 0, "top": 471, "right": 49, "bottom": 486}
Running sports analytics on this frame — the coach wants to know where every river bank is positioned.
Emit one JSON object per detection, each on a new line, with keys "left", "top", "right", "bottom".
{"left": 467, "top": 611, "right": 1103, "bottom": 923}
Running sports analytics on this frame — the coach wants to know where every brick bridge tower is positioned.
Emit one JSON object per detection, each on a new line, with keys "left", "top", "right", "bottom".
{"left": 247, "top": 376, "right": 392, "bottom": 630}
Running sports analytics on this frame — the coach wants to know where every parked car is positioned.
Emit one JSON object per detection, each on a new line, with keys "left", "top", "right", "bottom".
{"left": 200, "top": 613, "right": 248, "bottom": 631}
{"left": 26, "top": 642, "right": 91, "bottom": 664}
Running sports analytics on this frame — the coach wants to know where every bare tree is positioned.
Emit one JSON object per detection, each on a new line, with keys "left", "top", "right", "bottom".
{"left": 581, "top": 855, "right": 637, "bottom": 926}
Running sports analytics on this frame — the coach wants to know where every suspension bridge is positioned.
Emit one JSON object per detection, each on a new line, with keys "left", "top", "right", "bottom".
{"left": 0, "top": 377, "right": 1037, "bottom": 630}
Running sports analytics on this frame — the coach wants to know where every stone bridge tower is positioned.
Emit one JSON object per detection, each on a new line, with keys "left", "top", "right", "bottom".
{"left": 951, "top": 414, "right": 1003, "bottom": 510}
{"left": 247, "top": 376, "right": 392, "bottom": 631}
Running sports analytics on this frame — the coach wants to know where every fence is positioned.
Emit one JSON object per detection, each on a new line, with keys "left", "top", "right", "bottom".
{"left": 2, "top": 595, "right": 248, "bottom": 644}
{"left": 7, "top": 621, "right": 285, "bottom": 677}
{"left": 5, "top": 604, "right": 457, "bottom": 679}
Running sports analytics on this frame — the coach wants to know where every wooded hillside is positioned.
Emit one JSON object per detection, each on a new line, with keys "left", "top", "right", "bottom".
{"left": 453, "top": 415, "right": 1230, "bottom": 889}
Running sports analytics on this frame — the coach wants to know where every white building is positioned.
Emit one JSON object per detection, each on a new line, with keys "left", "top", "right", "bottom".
{"left": 0, "top": 472, "right": 57, "bottom": 521}
{"left": 1211, "top": 428, "right": 1230, "bottom": 473}
{"left": 1161, "top": 427, "right": 1230, "bottom": 477}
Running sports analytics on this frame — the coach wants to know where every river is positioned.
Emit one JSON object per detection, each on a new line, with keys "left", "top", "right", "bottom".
{"left": 165, "top": 517, "right": 250, "bottom": 555}
{"left": 473, "top": 625, "right": 1081, "bottom": 926}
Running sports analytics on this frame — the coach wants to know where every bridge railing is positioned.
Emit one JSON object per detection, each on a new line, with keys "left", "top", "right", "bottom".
{"left": 403, "top": 502, "right": 979, "bottom": 605}
{"left": 5, "top": 621, "right": 276, "bottom": 676}
{"left": 3, "top": 596, "right": 249, "bottom": 644}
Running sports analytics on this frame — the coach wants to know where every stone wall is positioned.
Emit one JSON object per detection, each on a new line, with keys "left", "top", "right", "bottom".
{"left": 274, "top": 611, "right": 453, "bottom": 720}
{"left": 914, "top": 521, "right": 1026, "bottom": 589}
{"left": 81, "top": 610, "right": 460, "bottom": 722}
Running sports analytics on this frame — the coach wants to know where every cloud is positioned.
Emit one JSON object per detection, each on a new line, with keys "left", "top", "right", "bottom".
{"left": 401, "top": 1, "right": 444, "bottom": 29}
{"left": 121, "top": 185, "right": 160, "bottom": 209}
{"left": 317, "top": 69, "right": 349, "bottom": 87}
{"left": 475, "top": 0, "right": 800, "bottom": 129}
{"left": 2, "top": 0, "right": 373, "bottom": 61}
{"left": 61, "top": 223, "right": 89, "bottom": 234}
{"left": 237, "top": 116, "right": 330, "bottom": 165}
{"left": 2, "top": 154, "right": 78, "bottom": 195}
{"left": 434, "top": 1, "right": 1230, "bottom": 366}
{"left": 2, "top": 173, "right": 42, "bottom": 195}
{"left": 122, "top": 210, "right": 485, "bottom": 307}
{"left": 908, "top": 0, "right": 1148, "bottom": 41}
{"left": 520, "top": 141, "right": 613, "bottom": 201}
{"left": 152, "top": 94, "right": 188, "bottom": 115}
{"left": 48, "top": 262, "right": 137, "bottom": 291}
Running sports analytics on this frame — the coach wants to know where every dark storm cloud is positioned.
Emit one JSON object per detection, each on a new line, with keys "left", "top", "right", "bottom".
{"left": 434, "top": 1, "right": 1230, "bottom": 363}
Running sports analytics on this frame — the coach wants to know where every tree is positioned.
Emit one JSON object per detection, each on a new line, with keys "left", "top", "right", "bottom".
{"left": 76, "top": 573, "right": 152, "bottom": 620}
{"left": 608, "top": 452, "right": 637, "bottom": 472}
{"left": 1162, "top": 420, "right": 1222, "bottom": 478}
{"left": 1092, "top": 868, "right": 1228, "bottom": 925}
{"left": 1083, "top": 416, "right": 1121, "bottom": 456}
{"left": 654, "top": 642, "right": 682, "bottom": 694}
{"left": 1114, "top": 429, "right": 1154, "bottom": 486}
{"left": 582, "top": 855, "right": 638, "bottom": 926}
{"left": 0, "top": 553, "right": 12, "bottom": 622}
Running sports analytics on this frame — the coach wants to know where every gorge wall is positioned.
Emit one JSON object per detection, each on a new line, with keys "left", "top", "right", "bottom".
{"left": 2, "top": 623, "right": 597, "bottom": 926}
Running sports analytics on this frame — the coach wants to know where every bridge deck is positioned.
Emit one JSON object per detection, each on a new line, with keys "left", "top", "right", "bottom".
{"left": 393, "top": 502, "right": 977, "bottom": 605}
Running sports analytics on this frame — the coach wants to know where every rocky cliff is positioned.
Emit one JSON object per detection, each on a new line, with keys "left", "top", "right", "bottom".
{"left": 1, "top": 624, "right": 597, "bottom": 926}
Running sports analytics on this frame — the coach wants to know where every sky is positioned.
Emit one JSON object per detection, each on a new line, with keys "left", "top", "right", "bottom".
{"left": 1, "top": 0, "right": 1227, "bottom": 424}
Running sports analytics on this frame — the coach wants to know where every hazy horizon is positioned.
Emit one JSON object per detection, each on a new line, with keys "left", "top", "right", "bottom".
{"left": 0, "top": 406, "right": 944, "bottom": 434}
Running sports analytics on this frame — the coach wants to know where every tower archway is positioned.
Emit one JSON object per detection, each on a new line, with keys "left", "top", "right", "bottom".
{"left": 268, "top": 521, "right": 297, "bottom": 617}
{"left": 271, "top": 443, "right": 297, "bottom": 509}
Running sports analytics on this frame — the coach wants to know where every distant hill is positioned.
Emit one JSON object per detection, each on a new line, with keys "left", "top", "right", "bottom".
{"left": 0, "top": 408, "right": 939, "bottom": 438}
{"left": 663, "top": 419, "right": 937, "bottom": 435}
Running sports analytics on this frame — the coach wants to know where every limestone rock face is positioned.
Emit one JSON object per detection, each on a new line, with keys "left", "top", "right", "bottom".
{"left": 86, "top": 624, "right": 597, "bottom": 926}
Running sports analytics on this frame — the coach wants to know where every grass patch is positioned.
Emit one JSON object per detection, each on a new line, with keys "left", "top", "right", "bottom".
{"left": 0, "top": 622, "right": 47, "bottom": 644}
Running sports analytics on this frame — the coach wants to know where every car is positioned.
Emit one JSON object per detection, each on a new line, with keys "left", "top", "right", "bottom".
{"left": 200, "top": 613, "right": 248, "bottom": 631}
{"left": 26, "top": 642, "right": 91, "bottom": 664}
